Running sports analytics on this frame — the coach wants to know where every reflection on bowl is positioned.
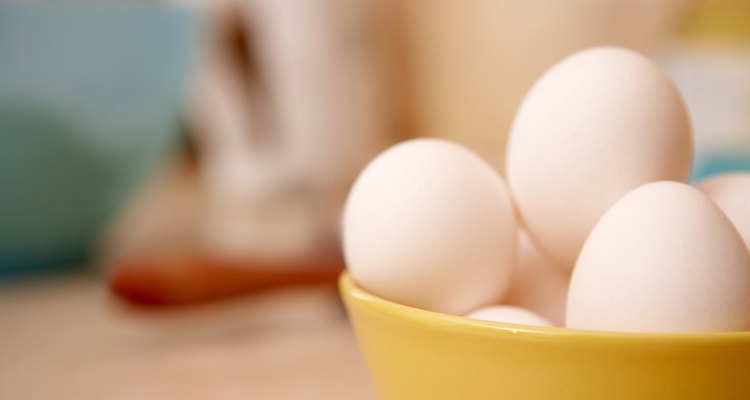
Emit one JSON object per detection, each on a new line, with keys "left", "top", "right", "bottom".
{"left": 340, "top": 273, "right": 750, "bottom": 399}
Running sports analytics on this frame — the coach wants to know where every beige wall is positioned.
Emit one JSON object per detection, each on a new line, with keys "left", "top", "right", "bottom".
{"left": 395, "top": 0, "right": 688, "bottom": 172}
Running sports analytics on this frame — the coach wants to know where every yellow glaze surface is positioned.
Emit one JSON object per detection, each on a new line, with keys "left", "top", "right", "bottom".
{"left": 340, "top": 273, "right": 750, "bottom": 399}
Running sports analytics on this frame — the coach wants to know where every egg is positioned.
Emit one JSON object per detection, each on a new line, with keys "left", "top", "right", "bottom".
{"left": 567, "top": 181, "right": 750, "bottom": 333}
{"left": 505, "top": 231, "right": 569, "bottom": 326}
{"left": 466, "top": 305, "right": 553, "bottom": 327}
{"left": 506, "top": 46, "right": 692, "bottom": 269}
{"left": 697, "top": 173, "right": 750, "bottom": 250}
{"left": 343, "top": 138, "right": 517, "bottom": 315}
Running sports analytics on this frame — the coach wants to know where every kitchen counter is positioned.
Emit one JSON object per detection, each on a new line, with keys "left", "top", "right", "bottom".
{"left": 0, "top": 274, "right": 375, "bottom": 399}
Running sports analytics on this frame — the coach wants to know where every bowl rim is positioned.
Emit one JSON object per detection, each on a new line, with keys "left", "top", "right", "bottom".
{"left": 340, "top": 272, "right": 750, "bottom": 345}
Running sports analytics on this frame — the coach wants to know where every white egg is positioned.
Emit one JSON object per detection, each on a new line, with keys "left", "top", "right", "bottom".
{"left": 466, "top": 305, "right": 553, "bottom": 327}
{"left": 343, "top": 138, "right": 517, "bottom": 315}
{"left": 505, "top": 231, "right": 569, "bottom": 326}
{"left": 567, "top": 181, "right": 750, "bottom": 333}
{"left": 697, "top": 172, "right": 750, "bottom": 250}
{"left": 507, "top": 46, "right": 692, "bottom": 269}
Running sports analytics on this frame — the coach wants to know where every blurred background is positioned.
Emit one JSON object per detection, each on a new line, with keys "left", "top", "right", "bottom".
{"left": 1, "top": 0, "right": 749, "bottom": 398}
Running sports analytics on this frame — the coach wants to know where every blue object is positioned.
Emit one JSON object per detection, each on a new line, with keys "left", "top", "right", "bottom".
{"left": 691, "top": 151, "right": 750, "bottom": 183}
{"left": 0, "top": 3, "right": 196, "bottom": 276}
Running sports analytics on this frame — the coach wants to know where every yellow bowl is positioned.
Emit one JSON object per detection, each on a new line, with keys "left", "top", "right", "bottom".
{"left": 340, "top": 273, "right": 750, "bottom": 399}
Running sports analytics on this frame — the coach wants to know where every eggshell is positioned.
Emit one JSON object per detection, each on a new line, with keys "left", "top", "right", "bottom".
{"left": 507, "top": 46, "right": 692, "bottom": 269}
{"left": 343, "top": 138, "right": 517, "bottom": 315}
{"left": 567, "top": 181, "right": 750, "bottom": 333}
{"left": 505, "top": 231, "right": 569, "bottom": 326}
{"left": 697, "top": 173, "right": 750, "bottom": 250}
{"left": 466, "top": 305, "right": 553, "bottom": 327}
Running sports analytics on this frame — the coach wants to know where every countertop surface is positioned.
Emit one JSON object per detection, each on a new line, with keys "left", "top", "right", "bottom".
{"left": 0, "top": 274, "right": 376, "bottom": 399}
